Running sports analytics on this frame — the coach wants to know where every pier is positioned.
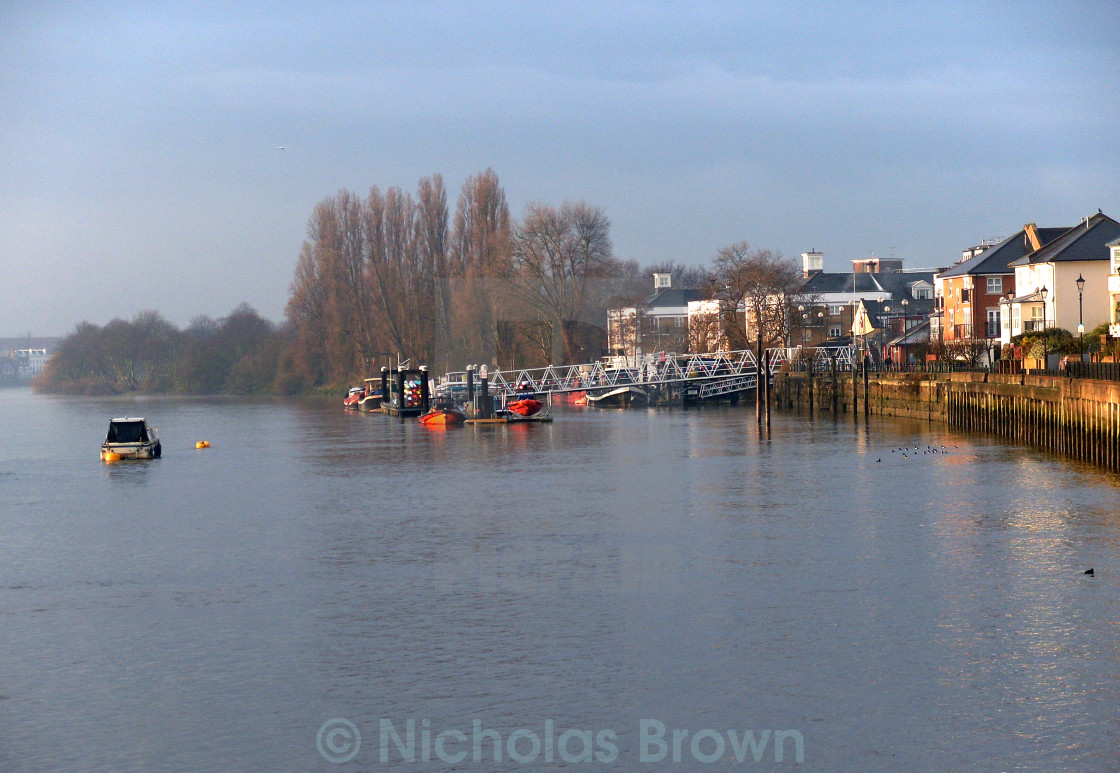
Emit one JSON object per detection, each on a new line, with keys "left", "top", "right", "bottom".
{"left": 463, "top": 349, "right": 824, "bottom": 405}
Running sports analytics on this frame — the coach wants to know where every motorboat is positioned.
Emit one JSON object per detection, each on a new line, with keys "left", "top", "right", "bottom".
{"left": 101, "top": 417, "right": 161, "bottom": 461}
{"left": 418, "top": 403, "right": 466, "bottom": 427}
{"left": 343, "top": 386, "right": 365, "bottom": 409}
{"left": 585, "top": 386, "right": 648, "bottom": 407}
{"left": 358, "top": 388, "right": 383, "bottom": 411}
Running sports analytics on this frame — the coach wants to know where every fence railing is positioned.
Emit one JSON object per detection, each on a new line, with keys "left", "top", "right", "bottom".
{"left": 1065, "top": 361, "right": 1120, "bottom": 382}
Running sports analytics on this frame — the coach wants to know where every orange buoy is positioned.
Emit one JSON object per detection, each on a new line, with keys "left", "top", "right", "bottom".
{"left": 102, "top": 451, "right": 121, "bottom": 462}
{"left": 195, "top": 441, "right": 210, "bottom": 449}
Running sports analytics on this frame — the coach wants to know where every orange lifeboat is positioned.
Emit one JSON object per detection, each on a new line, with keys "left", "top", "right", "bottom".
{"left": 507, "top": 397, "right": 543, "bottom": 417}
{"left": 418, "top": 404, "right": 466, "bottom": 427}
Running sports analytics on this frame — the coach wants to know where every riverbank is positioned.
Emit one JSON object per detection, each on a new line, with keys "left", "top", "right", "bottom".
{"left": 772, "top": 370, "right": 1120, "bottom": 471}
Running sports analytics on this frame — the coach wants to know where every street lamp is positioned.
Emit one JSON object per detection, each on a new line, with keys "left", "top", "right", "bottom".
{"left": 1040, "top": 285, "right": 1048, "bottom": 371}
{"left": 1076, "top": 273, "right": 1086, "bottom": 360}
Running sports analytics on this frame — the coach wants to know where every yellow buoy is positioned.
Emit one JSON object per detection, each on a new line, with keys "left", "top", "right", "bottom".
{"left": 195, "top": 441, "right": 210, "bottom": 449}
{"left": 102, "top": 451, "right": 121, "bottom": 462}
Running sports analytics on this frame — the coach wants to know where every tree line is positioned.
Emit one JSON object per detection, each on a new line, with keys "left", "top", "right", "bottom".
{"left": 285, "top": 169, "right": 650, "bottom": 382}
{"left": 35, "top": 304, "right": 294, "bottom": 395}
{"left": 37, "top": 168, "right": 798, "bottom": 394}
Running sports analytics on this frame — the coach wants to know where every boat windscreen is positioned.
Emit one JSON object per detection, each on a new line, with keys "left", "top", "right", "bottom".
{"left": 107, "top": 421, "right": 147, "bottom": 443}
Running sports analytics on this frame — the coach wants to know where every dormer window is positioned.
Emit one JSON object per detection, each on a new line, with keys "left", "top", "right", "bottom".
{"left": 1112, "top": 247, "right": 1120, "bottom": 275}
{"left": 653, "top": 272, "right": 672, "bottom": 289}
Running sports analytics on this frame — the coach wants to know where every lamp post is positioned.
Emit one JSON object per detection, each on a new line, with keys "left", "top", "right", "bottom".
{"left": 1076, "top": 273, "right": 1086, "bottom": 360}
{"left": 1040, "top": 285, "right": 1048, "bottom": 371}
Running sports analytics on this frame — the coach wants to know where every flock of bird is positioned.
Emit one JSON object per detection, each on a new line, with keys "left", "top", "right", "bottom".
{"left": 875, "top": 445, "right": 954, "bottom": 463}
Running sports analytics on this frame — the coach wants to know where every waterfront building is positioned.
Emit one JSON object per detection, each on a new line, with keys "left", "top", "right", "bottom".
{"left": 791, "top": 251, "right": 938, "bottom": 351}
{"left": 1107, "top": 236, "right": 1120, "bottom": 337}
{"left": 16, "top": 348, "right": 48, "bottom": 380}
{"left": 607, "top": 273, "right": 705, "bottom": 361}
{"left": 1000, "top": 212, "right": 1119, "bottom": 348}
{"left": 935, "top": 226, "right": 1067, "bottom": 364}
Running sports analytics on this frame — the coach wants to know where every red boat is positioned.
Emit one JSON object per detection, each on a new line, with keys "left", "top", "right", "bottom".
{"left": 343, "top": 386, "right": 365, "bottom": 409}
{"left": 418, "top": 404, "right": 466, "bottom": 427}
{"left": 507, "top": 397, "right": 543, "bottom": 417}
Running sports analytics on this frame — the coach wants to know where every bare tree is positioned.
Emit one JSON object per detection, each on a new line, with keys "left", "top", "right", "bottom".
{"left": 710, "top": 242, "right": 804, "bottom": 350}
{"left": 511, "top": 201, "right": 615, "bottom": 363}
{"left": 416, "top": 174, "right": 450, "bottom": 369}
{"left": 449, "top": 169, "right": 512, "bottom": 367}
{"left": 645, "top": 259, "right": 713, "bottom": 291}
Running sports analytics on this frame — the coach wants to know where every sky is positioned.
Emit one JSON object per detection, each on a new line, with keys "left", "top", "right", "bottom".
{"left": 2, "top": 0, "right": 1118, "bottom": 336}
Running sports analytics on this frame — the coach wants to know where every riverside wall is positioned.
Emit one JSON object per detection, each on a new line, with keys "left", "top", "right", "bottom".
{"left": 771, "top": 370, "right": 1120, "bottom": 471}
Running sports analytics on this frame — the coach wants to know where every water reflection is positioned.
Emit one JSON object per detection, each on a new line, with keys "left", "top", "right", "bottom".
{"left": 1, "top": 393, "right": 1119, "bottom": 770}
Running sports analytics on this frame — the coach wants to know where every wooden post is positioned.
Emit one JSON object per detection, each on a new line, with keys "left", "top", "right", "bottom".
{"left": 852, "top": 351, "right": 859, "bottom": 416}
{"left": 808, "top": 365, "right": 814, "bottom": 413}
{"left": 756, "top": 332, "right": 763, "bottom": 423}
{"left": 830, "top": 353, "right": 838, "bottom": 413}
{"left": 863, "top": 360, "right": 870, "bottom": 417}
{"left": 764, "top": 350, "right": 772, "bottom": 426}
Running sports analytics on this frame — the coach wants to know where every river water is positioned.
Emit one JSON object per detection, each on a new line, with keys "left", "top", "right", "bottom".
{"left": 1, "top": 387, "right": 1118, "bottom": 771}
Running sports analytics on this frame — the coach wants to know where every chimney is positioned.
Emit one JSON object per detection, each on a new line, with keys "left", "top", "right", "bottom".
{"left": 1024, "top": 223, "right": 1042, "bottom": 251}
{"left": 801, "top": 251, "right": 824, "bottom": 278}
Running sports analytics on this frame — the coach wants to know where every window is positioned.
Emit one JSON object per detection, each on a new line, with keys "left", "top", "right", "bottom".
{"left": 829, "top": 326, "right": 842, "bottom": 338}
{"left": 829, "top": 304, "right": 843, "bottom": 316}
{"left": 960, "top": 288, "right": 971, "bottom": 303}
{"left": 912, "top": 288, "right": 932, "bottom": 300}
{"left": 987, "top": 276, "right": 1003, "bottom": 293}
{"left": 801, "top": 329, "right": 812, "bottom": 342}
{"left": 986, "top": 309, "right": 1000, "bottom": 338}
{"left": 1026, "top": 304, "right": 1044, "bottom": 332}
{"left": 1113, "top": 247, "right": 1120, "bottom": 275}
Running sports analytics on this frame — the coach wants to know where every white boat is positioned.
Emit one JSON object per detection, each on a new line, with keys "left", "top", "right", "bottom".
{"left": 100, "top": 417, "right": 161, "bottom": 461}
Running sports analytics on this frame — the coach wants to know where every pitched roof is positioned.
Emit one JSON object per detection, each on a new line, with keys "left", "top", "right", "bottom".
{"left": 1011, "top": 213, "right": 1120, "bottom": 266}
{"left": 799, "top": 270, "right": 929, "bottom": 295}
{"left": 798, "top": 271, "right": 880, "bottom": 294}
{"left": 643, "top": 287, "right": 705, "bottom": 308}
{"left": 887, "top": 320, "right": 930, "bottom": 347}
{"left": 939, "top": 227, "right": 1068, "bottom": 278}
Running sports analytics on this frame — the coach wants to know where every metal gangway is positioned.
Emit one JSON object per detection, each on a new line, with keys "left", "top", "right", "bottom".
{"left": 451, "top": 346, "right": 855, "bottom": 401}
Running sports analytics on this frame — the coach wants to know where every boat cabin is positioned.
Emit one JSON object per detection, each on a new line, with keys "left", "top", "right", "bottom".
{"left": 105, "top": 418, "right": 153, "bottom": 444}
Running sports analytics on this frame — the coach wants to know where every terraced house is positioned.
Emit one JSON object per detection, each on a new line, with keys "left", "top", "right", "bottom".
{"left": 1000, "top": 211, "right": 1119, "bottom": 349}
{"left": 934, "top": 225, "right": 1068, "bottom": 359}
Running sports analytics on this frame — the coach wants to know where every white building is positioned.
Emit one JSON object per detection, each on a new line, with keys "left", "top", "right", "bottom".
{"left": 606, "top": 273, "right": 705, "bottom": 361}
{"left": 16, "top": 348, "right": 47, "bottom": 380}
{"left": 1000, "top": 213, "right": 1119, "bottom": 346}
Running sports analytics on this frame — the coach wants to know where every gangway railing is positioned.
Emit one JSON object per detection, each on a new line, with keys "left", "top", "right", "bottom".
{"left": 444, "top": 345, "right": 856, "bottom": 400}
{"left": 478, "top": 349, "right": 761, "bottom": 398}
